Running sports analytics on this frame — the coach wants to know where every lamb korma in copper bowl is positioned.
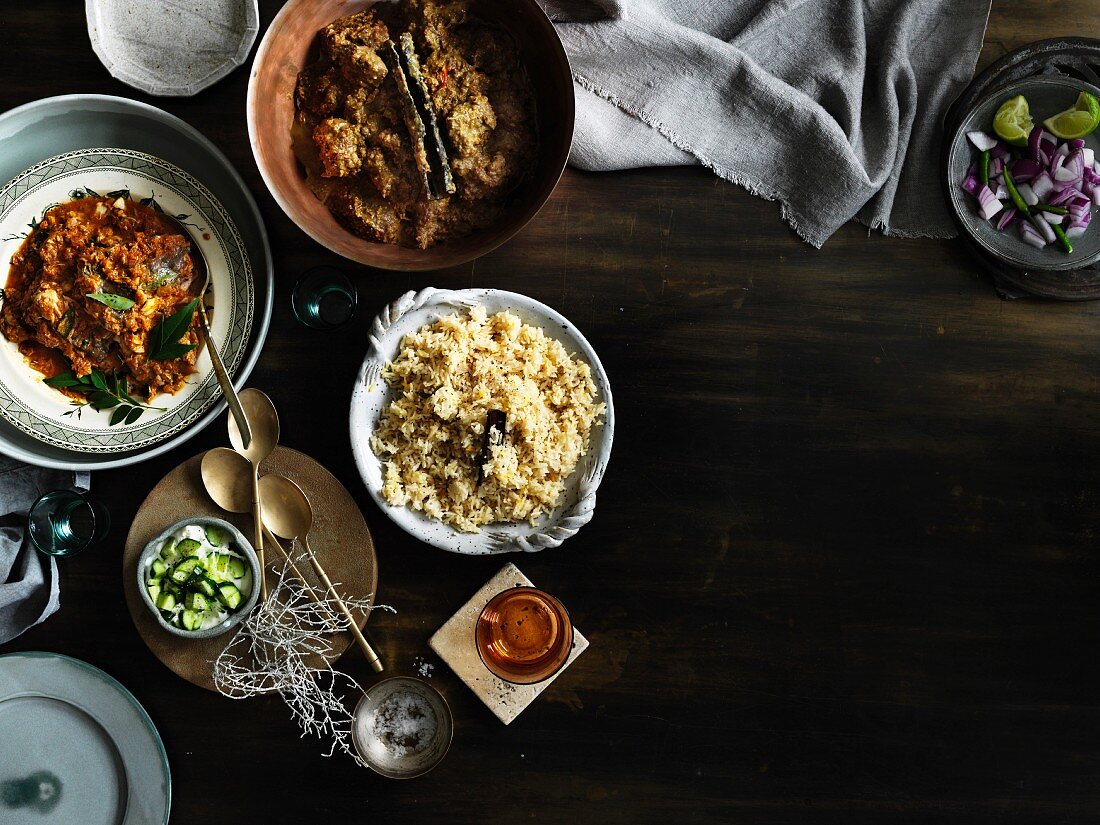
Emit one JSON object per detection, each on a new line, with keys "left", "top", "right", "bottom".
{"left": 248, "top": 0, "right": 573, "bottom": 271}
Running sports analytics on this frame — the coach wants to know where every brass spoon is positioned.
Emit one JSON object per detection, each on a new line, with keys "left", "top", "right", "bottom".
{"left": 258, "top": 473, "right": 384, "bottom": 673}
{"left": 228, "top": 388, "right": 280, "bottom": 601}
{"left": 158, "top": 214, "right": 252, "bottom": 449}
{"left": 200, "top": 447, "right": 331, "bottom": 615}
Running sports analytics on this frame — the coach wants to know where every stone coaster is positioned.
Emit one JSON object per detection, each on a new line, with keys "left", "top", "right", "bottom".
{"left": 429, "top": 563, "right": 588, "bottom": 725}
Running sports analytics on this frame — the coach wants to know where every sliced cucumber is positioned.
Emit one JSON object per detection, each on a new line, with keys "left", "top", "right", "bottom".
{"left": 207, "top": 553, "right": 232, "bottom": 581}
{"left": 159, "top": 538, "right": 180, "bottom": 563}
{"left": 150, "top": 558, "right": 168, "bottom": 578}
{"left": 227, "top": 557, "right": 247, "bottom": 579}
{"left": 169, "top": 556, "right": 203, "bottom": 585}
{"left": 155, "top": 592, "right": 176, "bottom": 612}
{"left": 216, "top": 582, "right": 243, "bottom": 610}
{"left": 204, "top": 525, "right": 228, "bottom": 547}
{"left": 192, "top": 576, "right": 219, "bottom": 599}
{"left": 147, "top": 582, "right": 162, "bottom": 602}
{"left": 180, "top": 609, "right": 202, "bottom": 631}
{"left": 176, "top": 538, "right": 201, "bottom": 555}
{"left": 185, "top": 591, "right": 209, "bottom": 611}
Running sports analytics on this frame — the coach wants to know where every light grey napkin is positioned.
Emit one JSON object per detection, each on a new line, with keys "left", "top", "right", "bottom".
{"left": 0, "top": 459, "right": 89, "bottom": 645}
{"left": 545, "top": 0, "right": 992, "bottom": 246}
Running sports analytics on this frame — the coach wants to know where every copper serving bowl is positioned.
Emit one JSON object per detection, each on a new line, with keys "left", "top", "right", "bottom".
{"left": 247, "top": 0, "right": 574, "bottom": 271}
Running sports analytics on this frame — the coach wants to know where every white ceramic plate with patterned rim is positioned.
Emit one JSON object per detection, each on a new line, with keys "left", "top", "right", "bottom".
{"left": 349, "top": 288, "right": 615, "bottom": 555}
{"left": 0, "top": 148, "right": 254, "bottom": 453}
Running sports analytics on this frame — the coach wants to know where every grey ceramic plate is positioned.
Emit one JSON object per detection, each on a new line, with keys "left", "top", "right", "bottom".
{"left": 0, "top": 95, "right": 273, "bottom": 470}
{"left": 947, "top": 75, "right": 1100, "bottom": 271}
{"left": 0, "top": 652, "right": 170, "bottom": 824}
{"left": 86, "top": 0, "right": 259, "bottom": 97}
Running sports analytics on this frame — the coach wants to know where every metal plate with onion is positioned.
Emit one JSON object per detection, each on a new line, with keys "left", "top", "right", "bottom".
{"left": 946, "top": 75, "right": 1100, "bottom": 272}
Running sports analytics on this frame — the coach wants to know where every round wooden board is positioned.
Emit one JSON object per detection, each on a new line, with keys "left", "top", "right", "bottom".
{"left": 122, "top": 446, "right": 379, "bottom": 692}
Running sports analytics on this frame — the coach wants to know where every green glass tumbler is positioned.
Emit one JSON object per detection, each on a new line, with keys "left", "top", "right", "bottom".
{"left": 27, "top": 490, "right": 110, "bottom": 557}
{"left": 292, "top": 267, "right": 357, "bottom": 329}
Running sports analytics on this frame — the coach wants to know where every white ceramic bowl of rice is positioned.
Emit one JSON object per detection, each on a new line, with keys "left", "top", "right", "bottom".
{"left": 349, "top": 288, "right": 614, "bottom": 555}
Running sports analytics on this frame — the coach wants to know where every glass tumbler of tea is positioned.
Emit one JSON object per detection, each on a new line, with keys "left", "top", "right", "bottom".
{"left": 291, "top": 266, "right": 357, "bottom": 329}
{"left": 27, "top": 490, "right": 110, "bottom": 557}
{"left": 475, "top": 586, "right": 574, "bottom": 684}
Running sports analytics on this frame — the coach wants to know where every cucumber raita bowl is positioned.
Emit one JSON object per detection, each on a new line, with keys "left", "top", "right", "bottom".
{"left": 137, "top": 517, "right": 261, "bottom": 638}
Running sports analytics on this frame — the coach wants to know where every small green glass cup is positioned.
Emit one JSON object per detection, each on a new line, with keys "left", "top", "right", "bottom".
{"left": 291, "top": 267, "right": 357, "bottom": 329}
{"left": 27, "top": 490, "right": 110, "bottom": 557}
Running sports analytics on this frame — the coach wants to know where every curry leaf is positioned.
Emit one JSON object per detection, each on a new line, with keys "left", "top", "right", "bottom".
{"left": 86, "top": 291, "right": 135, "bottom": 311}
{"left": 44, "top": 372, "right": 83, "bottom": 389}
{"left": 43, "top": 367, "right": 165, "bottom": 425}
{"left": 150, "top": 297, "right": 199, "bottom": 361}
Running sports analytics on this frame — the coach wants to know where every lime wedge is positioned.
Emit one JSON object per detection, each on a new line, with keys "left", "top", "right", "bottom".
{"left": 1043, "top": 91, "right": 1100, "bottom": 139}
{"left": 993, "top": 95, "right": 1033, "bottom": 147}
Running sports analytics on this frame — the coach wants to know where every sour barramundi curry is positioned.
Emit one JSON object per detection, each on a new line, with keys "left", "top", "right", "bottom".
{"left": 0, "top": 196, "right": 201, "bottom": 400}
{"left": 293, "top": 0, "right": 537, "bottom": 249}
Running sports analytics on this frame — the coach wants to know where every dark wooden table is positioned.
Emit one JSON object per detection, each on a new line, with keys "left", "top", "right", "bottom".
{"left": 6, "top": 2, "right": 1100, "bottom": 823}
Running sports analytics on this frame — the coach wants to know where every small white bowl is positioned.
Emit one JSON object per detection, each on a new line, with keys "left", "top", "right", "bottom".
{"left": 349, "top": 288, "right": 615, "bottom": 555}
{"left": 136, "top": 516, "right": 260, "bottom": 638}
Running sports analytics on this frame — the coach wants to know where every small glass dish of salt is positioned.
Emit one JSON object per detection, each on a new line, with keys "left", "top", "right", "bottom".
{"left": 351, "top": 677, "right": 453, "bottom": 778}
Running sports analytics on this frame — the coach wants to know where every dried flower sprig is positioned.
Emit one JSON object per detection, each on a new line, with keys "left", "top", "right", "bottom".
{"left": 213, "top": 547, "right": 394, "bottom": 763}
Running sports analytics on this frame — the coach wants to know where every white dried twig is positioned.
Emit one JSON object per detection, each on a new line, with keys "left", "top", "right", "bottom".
{"left": 213, "top": 547, "right": 395, "bottom": 763}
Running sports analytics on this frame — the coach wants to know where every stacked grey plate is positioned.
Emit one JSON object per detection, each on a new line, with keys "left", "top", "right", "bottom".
{"left": 0, "top": 95, "right": 273, "bottom": 470}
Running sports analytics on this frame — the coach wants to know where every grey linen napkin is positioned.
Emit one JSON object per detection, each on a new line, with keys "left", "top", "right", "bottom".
{"left": 0, "top": 459, "right": 89, "bottom": 645}
{"left": 545, "top": 0, "right": 992, "bottom": 246}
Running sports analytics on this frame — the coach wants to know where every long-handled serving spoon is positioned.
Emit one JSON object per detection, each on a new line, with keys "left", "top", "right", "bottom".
{"left": 227, "top": 389, "right": 280, "bottom": 601}
{"left": 258, "top": 474, "right": 384, "bottom": 673}
{"left": 200, "top": 447, "right": 332, "bottom": 616}
{"left": 158, "top": 215, "right": 252, "bottom": 449}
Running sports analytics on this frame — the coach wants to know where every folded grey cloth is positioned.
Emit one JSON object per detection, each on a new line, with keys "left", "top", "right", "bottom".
{"left": 546, "top": 0, "right": 991, "bottom": 246}
{"left": 0, "top": 460, "right": 90, "bottom": 645}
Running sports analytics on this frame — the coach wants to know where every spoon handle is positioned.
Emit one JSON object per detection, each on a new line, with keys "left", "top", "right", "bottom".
{"left": 262, "top": 528, "right": 336, "bottom": 620}
{"left": 303, "top": 538, "right": 384, "bottom": 673}
{"left": 251, "top": 468, "right": 268, "bottom": 601}
{"left": 197, "top": 306, "right": 252, "bottom": 450}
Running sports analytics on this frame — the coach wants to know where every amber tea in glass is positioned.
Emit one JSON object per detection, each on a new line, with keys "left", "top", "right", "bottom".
{"left": 475, "top": 586, "right": 573, "bottom": 684}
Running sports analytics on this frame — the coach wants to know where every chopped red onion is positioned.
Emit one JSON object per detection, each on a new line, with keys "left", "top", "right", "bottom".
{"left": 1020, "top": 220, "right": 1047, "bottom": 248}
{"left": 1054, "top": 165, "right": 1081, "bottom": 183}
{"left": 976, "top": 185, "right": 1003, "bottom": 220}
{"left": 1049, "top": 187, "right": 1077, "bottom": 206}
{"left": 967, "top": 130, "right": 998, "bottom": 152}
{"left": 1031, "top": 171, "right": 1055, "bottom": 201}
{"left": 1011, "top": 158, "right": 1041, "bottom": 182}
{"left": 996, "top": 207, "right": 1018, "bottom": 230}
